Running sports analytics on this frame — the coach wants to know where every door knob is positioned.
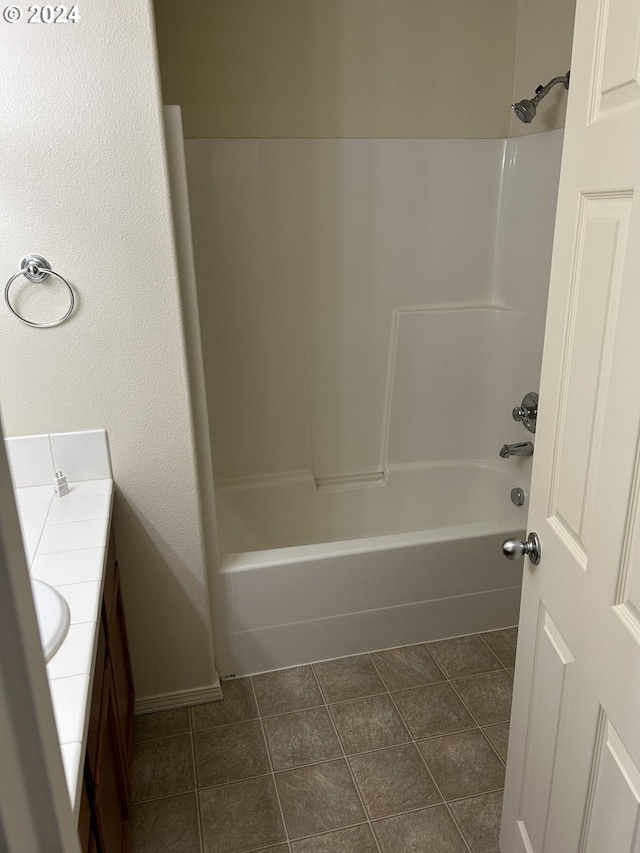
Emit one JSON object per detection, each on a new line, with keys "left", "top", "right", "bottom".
{"left": 502, "top": 532, "right": 541, "bottom": 565}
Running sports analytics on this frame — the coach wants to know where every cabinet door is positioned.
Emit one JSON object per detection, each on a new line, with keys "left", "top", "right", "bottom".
{"left": 94, "top": 662, "right": 130, "bottom": 853}
{"left": 86, "top": 620, "right": 107, "bottom": 782}
{"left": 78, "top": 772, "right": 92, "bottom": 853}
{"left": 102, "top": 532, "right": 117, "bottom": 628}
{"left": 110, "top": 574, "right": 134, "bottom": 770}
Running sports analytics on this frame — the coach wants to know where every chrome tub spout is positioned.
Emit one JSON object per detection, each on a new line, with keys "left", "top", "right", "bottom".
{"left": 500, "top": 441, "right": 534, "bottom": 458}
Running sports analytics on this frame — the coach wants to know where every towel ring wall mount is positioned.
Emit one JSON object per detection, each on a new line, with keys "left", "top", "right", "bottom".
{"left": 5, "top": 254, "right": 75, "bottom": 328}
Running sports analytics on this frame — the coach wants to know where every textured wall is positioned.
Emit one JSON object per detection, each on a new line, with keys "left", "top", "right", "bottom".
{"left": 510, "top": 0, "right": 577, "bottom": 136}
{"left": 0, "top": 1, "right": 217, "bottom": 702}
{"left": 154, "top": 0, "right": 518, "bottom": 139}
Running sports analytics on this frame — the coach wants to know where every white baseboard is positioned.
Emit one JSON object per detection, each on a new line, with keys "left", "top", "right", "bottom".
{"left": 135, "top": 672, "right": 223, "bottom": 714}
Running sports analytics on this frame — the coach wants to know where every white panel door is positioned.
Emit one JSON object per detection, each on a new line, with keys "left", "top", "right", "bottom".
{"left": 500, "top": 0, "right": 640, "bottom": 849}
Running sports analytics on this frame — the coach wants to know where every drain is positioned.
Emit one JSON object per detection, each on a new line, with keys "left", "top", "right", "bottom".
{"left": 510, "top": 487, "right": 526, "bottom": 507}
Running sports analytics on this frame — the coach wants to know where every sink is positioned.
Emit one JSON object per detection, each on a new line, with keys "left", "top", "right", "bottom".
{"left": 31, "top": 579, "right": 70, "bottom": 662}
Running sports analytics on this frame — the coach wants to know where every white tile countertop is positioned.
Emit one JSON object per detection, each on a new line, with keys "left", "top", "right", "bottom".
{"left": 16, "top": 479, "right": 113, "bottom": 817}
{"left": 6, "top": 429, "right": 115, "bottom": 819}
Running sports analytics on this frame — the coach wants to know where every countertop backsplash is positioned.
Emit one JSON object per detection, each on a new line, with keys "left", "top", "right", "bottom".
{"left": 5, "top": 428, "right": 112, "bottom": 490}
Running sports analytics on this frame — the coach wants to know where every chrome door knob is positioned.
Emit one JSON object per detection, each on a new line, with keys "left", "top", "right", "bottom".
{"left": 502, "top": 532, "right": 541, "bottom": 565}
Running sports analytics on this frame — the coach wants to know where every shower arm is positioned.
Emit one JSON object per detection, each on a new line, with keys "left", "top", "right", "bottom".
{"left": 531, "top": 72, "right": 570, "bottom": 105}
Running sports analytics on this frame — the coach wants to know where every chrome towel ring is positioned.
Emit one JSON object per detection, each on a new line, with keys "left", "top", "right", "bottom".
{"left": 5, "top": 254, "right": 75, "bottom": 328}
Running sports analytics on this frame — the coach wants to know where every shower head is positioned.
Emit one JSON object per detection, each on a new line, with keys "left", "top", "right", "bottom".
{"left": 512, "top": 71, "right": 570, "bottom": 123}
{"left": 513, "top": 98, "right": 537, "bottom": 124}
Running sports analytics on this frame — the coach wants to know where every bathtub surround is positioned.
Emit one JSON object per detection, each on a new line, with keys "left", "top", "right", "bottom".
{"left": 0, "top": 0, "right": 219, "bottom": 708}
{"left": 187, "top": 133, "right": 563, "bottom": 486}
{"left": 184, "top": 130, "right": 562, "bottom": 675}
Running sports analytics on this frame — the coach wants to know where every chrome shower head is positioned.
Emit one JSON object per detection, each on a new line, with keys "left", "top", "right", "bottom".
{"left": 513, "top": 98, "right": 537, "bottom": 123}
{"left": 512, "top": 71, "right": 570, "bottom": 123}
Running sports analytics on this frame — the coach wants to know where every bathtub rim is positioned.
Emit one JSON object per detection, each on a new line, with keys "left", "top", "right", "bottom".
{"left": 220, "top": 517, "right": 523, "bottom": 572}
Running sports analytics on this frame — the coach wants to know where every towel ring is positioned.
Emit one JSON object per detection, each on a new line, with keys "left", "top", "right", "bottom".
{"left": 4, "top": 254, "right": 75, "bottom": 328}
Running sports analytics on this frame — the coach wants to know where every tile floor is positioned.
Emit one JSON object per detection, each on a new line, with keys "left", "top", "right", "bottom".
{"left": 130, "top": 628, "right": 517, "bottom": 853}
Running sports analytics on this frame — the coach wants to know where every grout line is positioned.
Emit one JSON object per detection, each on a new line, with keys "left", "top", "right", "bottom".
{"left": 427, "top": 639, "right": 505, "bottom": 680}
{"left": 249, "top": 676, "right": 292, "bottom": 852}
{"left": 133, "top": 729, "right": 194, "bottom": 746}
{"left": 318, "top": 686, "right": 389, "bottom": 704}
{"left": 193, "top": 771, "right": 274, "bottom": 793}
{"left": 130, "top": 787, "right": 197, "bottom": 807}
{"left": 478, "top": 722, "right": 510, "bottom": 768}
{"left": 309, "top": 661, "right": 333, "bottom": 706}
{"left": 188, "top": 723, "right": 205, "bottom": 853}
{"left": 448, "top": 672, "right": 513, "bottom": 689}
{"left": 309, "top": 662, "right": 385, "bottom": 853}
{"left": 478, "top": 727, "right": 509, "bottom": 769}
{"left": 248, "top": 703, "right": 325, "bottom": 722}
{"left": 285, "top": 820, "right": 371, "bottom": 847}
{"left": 222, "top": 840, "right": 294, "bottom": 853}
{"left": 368, "top": 653, "right": 474, "bottom": 853}
{"left": 477, "top": 631, "right": 517, "bottom": 677}
{"left": 190, "top": 715, "right": 263, "bottom": 734}
{"left": 391, "top": 672, "right": 495, "bottom": 692}
{"left": 446, "top": 676, "right": 511, "bottom": 769}
{"left": 446, "top": 786, "right": 506, "bottom": 805}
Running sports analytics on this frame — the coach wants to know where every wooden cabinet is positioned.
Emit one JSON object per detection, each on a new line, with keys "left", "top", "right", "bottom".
{"left": 80, "top": 532, "right": 134, "bottom": 853}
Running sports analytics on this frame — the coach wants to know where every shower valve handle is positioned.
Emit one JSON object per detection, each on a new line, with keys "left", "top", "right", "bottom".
{"left": 502, "top": 532, "right": 541, "bottom": 565}
{"left": 512, "top": 392, "right": 538, "bottom": 433}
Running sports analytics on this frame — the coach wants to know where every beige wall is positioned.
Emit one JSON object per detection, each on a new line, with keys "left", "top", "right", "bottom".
{"left": 0, "top": 0, "right": 218, "bottom": 703}
{"left": 510, "top": 0, "right": 577, "bottom": 136}
{"left": 155, "top": 0, "right": 518, "bottom": 139}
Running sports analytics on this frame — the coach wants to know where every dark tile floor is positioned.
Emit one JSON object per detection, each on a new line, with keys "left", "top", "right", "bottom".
{"left": 130, "top": 628, "right": 516, "bottom": 853}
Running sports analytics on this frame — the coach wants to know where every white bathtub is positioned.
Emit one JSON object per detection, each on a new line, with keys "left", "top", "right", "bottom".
{"left": 213, "top": 462, "right": 526, "bottom": 677}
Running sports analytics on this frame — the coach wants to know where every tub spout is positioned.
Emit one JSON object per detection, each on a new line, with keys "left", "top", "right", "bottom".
{"left": 500, "top": 441, "right": 534, "bottom": 458}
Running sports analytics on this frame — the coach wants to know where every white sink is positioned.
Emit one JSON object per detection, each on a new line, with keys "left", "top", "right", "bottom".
{"left": 31, "top": 579, "right": 70, "bottom": 662}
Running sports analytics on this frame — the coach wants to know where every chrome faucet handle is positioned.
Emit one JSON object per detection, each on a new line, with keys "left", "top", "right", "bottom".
{"left": 512, "top": 392, "right": 538, "bottom": 433}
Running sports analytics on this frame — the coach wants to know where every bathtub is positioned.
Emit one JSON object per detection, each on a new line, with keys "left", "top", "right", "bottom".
{"left": 213, "top": 461, "right": 526, "bottom": 677}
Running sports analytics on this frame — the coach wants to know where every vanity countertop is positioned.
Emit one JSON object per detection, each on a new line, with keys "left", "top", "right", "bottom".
{"left": 15, "top": 478, "right": 114, "bottom": 817}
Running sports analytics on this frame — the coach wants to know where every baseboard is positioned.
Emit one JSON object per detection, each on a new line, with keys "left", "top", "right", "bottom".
{"left": 135, "top": 672, "right": 223, "bottom": 714}
{"left": 219, "top": 585, "right": 522, "bottom": 677}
